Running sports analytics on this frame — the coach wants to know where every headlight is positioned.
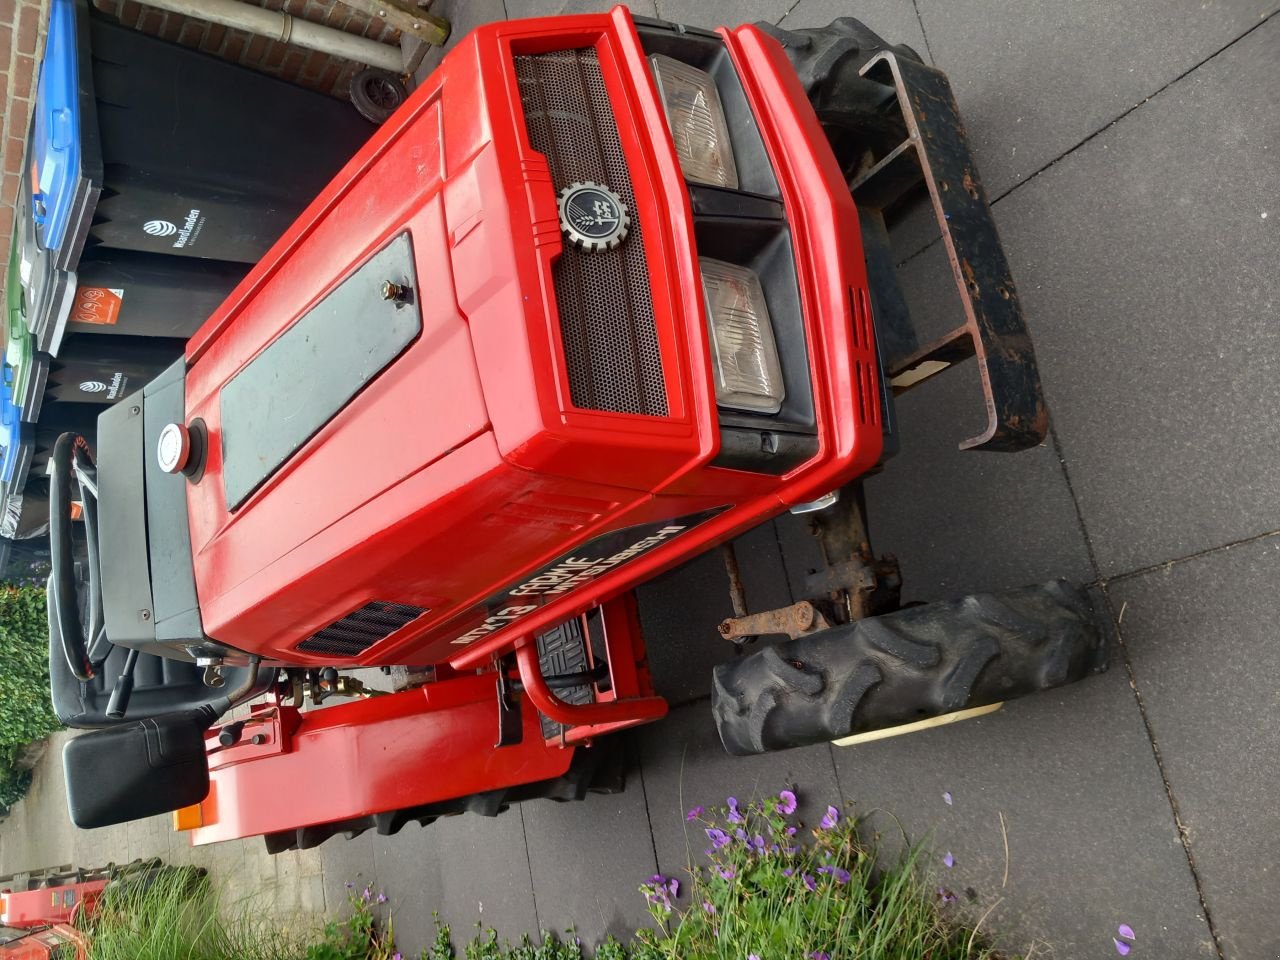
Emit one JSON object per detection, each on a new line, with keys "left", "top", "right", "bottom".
{"left": 700, "top": 258, "right": 785, "bottom": 414}
{"left": 649, "top": 54, "right": 738, "bottom": 189}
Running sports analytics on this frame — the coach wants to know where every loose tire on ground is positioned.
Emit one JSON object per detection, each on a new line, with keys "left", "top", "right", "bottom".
{"left": 711, "top": 580, "right": 1106, "bottom": 756}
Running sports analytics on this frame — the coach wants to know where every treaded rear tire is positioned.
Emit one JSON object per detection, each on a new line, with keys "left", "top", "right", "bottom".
{"left": 712, "top": 580, "right": 1105, "bottom": 756}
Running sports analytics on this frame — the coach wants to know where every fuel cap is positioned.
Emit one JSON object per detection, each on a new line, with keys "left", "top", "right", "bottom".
{"left": 157, "top": 422, "right": 191, "bottom": 474}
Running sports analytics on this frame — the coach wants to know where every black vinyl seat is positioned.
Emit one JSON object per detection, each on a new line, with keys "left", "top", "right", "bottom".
{"left": 48, "top": 564, "right": 270, "bottom": 729}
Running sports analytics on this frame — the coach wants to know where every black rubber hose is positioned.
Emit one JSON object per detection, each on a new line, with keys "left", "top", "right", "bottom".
{"left": 49, "top": 434, "right": 92, "bottom": 681}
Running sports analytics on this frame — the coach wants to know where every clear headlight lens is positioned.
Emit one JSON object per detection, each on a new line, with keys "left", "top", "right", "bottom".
{"left": 649, "top": 54, "right": 738, "bottom": 189}
{"left": 700, "top": 258, "right": 785, "bottom": 414}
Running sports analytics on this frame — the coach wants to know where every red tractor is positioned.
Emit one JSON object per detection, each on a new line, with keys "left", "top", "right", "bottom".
{"left": 46, "top": 9, "right": 1103, "bottom": 851}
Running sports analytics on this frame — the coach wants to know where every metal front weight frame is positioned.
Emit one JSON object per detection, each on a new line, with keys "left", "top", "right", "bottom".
{"left": 852, "top": 52, "right": 1047, "bottom": 451}
{"left": 766, "top": 19, "right": 1048, "bottom": 452}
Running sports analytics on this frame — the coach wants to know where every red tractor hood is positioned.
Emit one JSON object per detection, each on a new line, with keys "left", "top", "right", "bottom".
{"left": 182, "top": 9, "right": 722, "bottom": 663}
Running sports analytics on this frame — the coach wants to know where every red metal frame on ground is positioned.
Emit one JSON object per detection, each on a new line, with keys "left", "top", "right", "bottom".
{"left": 0, "top": 880, "right": 104, "bottom": 929}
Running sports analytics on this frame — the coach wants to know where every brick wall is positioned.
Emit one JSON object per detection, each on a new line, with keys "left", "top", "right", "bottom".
{"left": 89, "top": 0, "right": 401, "bottom": 99}
{"left": 0, "top": 0, "right": 402, "bottom": 287}
{"left": 0, "top": 0, "right": 46, "bottom": 252}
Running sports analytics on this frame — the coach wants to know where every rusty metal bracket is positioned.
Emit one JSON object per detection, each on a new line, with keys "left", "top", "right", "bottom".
{"left": 848, "top": 52, "right": 1047, "bottom": 452}
{"left": 719, "top": 601, "right": 832, "bottom": 643}
{"left": 339, "top": 0, "right": 450, "bottom": 48}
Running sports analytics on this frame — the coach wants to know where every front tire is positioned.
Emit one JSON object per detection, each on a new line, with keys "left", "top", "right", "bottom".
{"left": 711, "top": 580, "right": 1105, "bottom": 756}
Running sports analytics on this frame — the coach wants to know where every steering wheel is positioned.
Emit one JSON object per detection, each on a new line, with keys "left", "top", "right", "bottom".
{"left": 48, "top": 433, "right": 110, "bottom": 682}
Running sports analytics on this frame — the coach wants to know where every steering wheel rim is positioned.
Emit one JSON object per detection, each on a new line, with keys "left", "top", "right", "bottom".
{"left": 49, "top": 433, "right": 100, "bottom": 682}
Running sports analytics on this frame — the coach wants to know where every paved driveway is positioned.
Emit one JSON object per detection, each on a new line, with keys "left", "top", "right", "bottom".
{"left": 4, "top": 1, "right": 1277, "bottom": 957}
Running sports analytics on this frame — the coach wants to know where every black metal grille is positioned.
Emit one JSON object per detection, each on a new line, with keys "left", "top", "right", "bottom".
{"left": 297, "top": 601, "right": 427, "bottom": 657}
{"left": 515, "top": 49, "right": 668, "bottom": 417}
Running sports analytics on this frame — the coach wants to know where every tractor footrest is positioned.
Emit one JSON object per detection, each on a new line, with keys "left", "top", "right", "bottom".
{"left": 535, "top": 618, "right": 596, "bottom": 741}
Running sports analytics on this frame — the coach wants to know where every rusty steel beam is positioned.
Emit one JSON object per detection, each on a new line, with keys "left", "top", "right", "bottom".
{"left": 340, "top": 0, "right": 450, "bottom": 48}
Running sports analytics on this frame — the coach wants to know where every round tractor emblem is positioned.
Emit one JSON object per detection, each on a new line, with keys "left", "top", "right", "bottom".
{"left": 557, "top": 182, "right": 630, "bottom": 253}
{"left": 79, "top": 380, "right": 108, "bottom": 395}
{"left": 143, "top": 219, "right": 178, "bottom": 237}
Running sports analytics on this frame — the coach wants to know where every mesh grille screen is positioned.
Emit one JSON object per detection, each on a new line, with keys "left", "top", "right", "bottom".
{"left": 515, "top": 49, "right": 668, "bottom": 417}
{"left": 297, "top": 601, "right": 427, "bottom": 657}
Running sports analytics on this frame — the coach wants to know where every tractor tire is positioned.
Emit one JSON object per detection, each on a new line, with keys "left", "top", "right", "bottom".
{"left": 262, "top": 739, "right": 626, "bottom": 853}
{"left": 349, "top": 68, "right": 408, "bottom": 124}
{"left": 712, "top": 580, "right": 1105, "bottom": 756}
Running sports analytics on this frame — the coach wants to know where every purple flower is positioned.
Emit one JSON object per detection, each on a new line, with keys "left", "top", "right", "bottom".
{"left": 702, "top": 900, "right": 715, "bottom": 915}
{"left": 642, "top": 875, "right": 677, "bottom": 913}
{"left": 817, "top": 865, "right": 833, "bottom": 875}
{"left": 717, "top": 867, "right": 736, "bottom": 880}
{"left": 943, "top": 852, "right": 955, "bottom": 869}
{"left": 706, "top": 828, "right": 731, "bottom": 849}
{"left": 735, "top": 828, "right": 748, "bottom": 841}
{"left": 942, "top": 791, "right": 953, "bottom": 806}
{"left": 1117, "top": 924, "right": 1136, "bottom": 941}
{"left": 832, "top": 868, "right": 851, "bottom": 884}
{"left": 938, "top": 887, "right": 957, "bottom": 905}
{"left": 750, "top": 835, "right": 766, "bottom": 853}
{"left": 803, "top": 873, "right": 818, "bottom": 892}
{"left": 1113, "top": 939, "right": 1131, "bottom": 956}
{"left": 376, "top": 892, "right": 388, "bottom": 904}
{"left": 782, "top": 868, "right": 794, "bottom": 877}
{"left": 778, "top": 790, "right": 798, "bottom": 815}
{"left": 820, "top": 805, "right": 840, "bottom": 829}
{"left": 786, "top": 826, "right": 798, "bottom": 837}
{"left": 727, "top": 797, "right": 744, "bottom": 824}
{"left": 686, "top": 805, "right": 704, "bottom": 821}
{"left": 393, "top": 954, "right": 402, "bottom": 960}
{"left": 812, "top": 953, "right": 831, "bottom": 960}
{"left": 749, "top": 955, "right": 761, "bottom": 960}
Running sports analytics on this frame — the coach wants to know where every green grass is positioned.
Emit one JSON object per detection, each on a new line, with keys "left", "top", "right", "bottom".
{"left": 83, "top": 790, "right": 1011, "bottom": 960}
{"left": 84, "top": 867, "right": 303, "bottom": 960}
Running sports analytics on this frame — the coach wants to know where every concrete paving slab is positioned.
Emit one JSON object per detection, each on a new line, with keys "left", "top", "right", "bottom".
{"left": 1109, "top": 534, "right": 1280, "bottom": 959}
{"left": 522, "top": 738, "right": 657, "bottom": 945}
{"left": 370, "top": 819, "right": 449, "bottom": 950}
{"left": 829, "top": 658, "right": 1215, "bottom": 957}
{"left": 915, "top": 0, "right": 1279, "bottom": 197}
{"left": 859, "top": 345, "right": 1095, "bottom": 601}
{"left": 431, "top": 807, "right": 542, "bottom": 945}
{"left": 656, "top": 0, "right": 795, "bottom": 29}
{"left": 317, "top": 828, "right": 378, "bottom": 915}
{"left": 0, "top": 733, "right": 76, "bottom": 874}
{"left": 508, "top": 0, "right": 657, "bottom": 18}
{"left": 638, "top": 549, "right": 738, "bottom": 707}
{"left": 370, "top": 807, "right": 543, "bottom": 952}
{"left": 639, "top": 521, "right": 793, "bottom": 708}
{"left": 991, "top": 15, "right": 1280, "bottom": 575}
{"left": 777, "top": 0, "right": 928, "bottom": 58}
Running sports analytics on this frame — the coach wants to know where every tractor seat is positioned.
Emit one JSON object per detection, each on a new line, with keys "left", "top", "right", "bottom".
{"left": 48, "top": 580, "right": 269, "bottom": 729}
